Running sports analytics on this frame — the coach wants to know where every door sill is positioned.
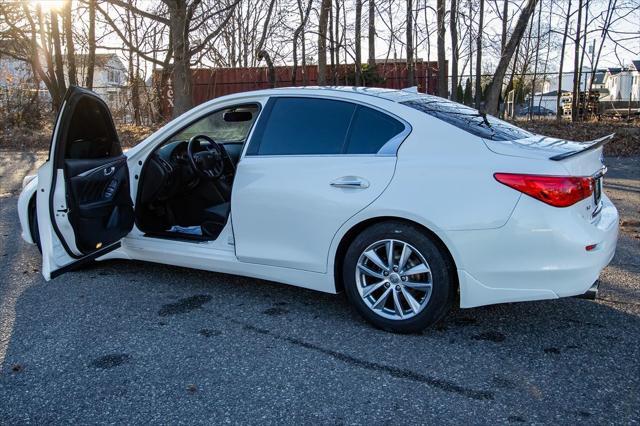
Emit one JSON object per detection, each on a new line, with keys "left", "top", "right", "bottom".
{"left": 143, "top": 231, "right": 214, "bottom": 243}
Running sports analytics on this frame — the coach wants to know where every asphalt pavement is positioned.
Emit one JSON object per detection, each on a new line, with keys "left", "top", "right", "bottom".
{"left": 1, "top": 151, "right": 638, "bottom": 424}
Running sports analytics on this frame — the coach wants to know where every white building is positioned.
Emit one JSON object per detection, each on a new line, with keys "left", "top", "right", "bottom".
{"left": 73, "top": 53, "right": 128, "bottom": 106}
{"left": 598, "top": 62, "right": 640, "bottom": 102}
{"left": 541, "top": 69, "right": 592, "bottom": 94}
{"left": 0, "top": 52, "right": 127, "bottom": 109}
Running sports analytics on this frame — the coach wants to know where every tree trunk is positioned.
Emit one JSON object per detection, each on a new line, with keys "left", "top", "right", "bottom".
{"left": 504, "top": 41, "right": 521, "bottom": 118}
{"left": 126, "top": 7, "right": 141, "bottom": 125}
{"left": 368, "top": 0, "right": 376, "bottom": 66}
{"left": 169, "top": 2, "right": 192, "bottom": 117}
{"left": 317, "top": 0, "right": 332, "bottom": 85}
{"left": 484, "top": 0, "right": 538, "bottom": 115}
{"left": 436, "top": 0, "right": 446, "bottom": 96}
{"left": 255, "top": 0, "right": 277, "bottom": 65}
{"left": 468, "top": 0, "right": 472, "bottom": 95}
{"left": 301, "top": 21, "right": 308, "bottom": 85}
{"left": 406, "top": 0, "right": 414, "bottom": 86}
{"left": 86, "top": 0, "right": 96, "bottom": 89}
{"left": 474, "top": 0, "right": 484, "bottom": 108}
{"left": 500, "top": 0, "right": 508, "bottom": 55}
{"left": 450, "top": 0, "right": 458, "bottom": 101}
{"left": 528, "top": 0, "right": 542, "bottom": 120}
{"left": 571, "top": 0, "right": 583, "bottom": 122}
{"left": 50, "top": 9, "right": 66, "bottom": 109}
{"left": 588, "top": 0, "right": 615, "bottom": 95}
{"left": 292, "top": 0, "right": 313, "bottom": 86}
{"left": 258, "top": 51, "right": 276, "bottom": 88}
{"left": 63, "top": 1, "right": 77, "bottom": 86}
{"left": 423, "top": 2, "right": 432, "bottom": 93}
{"left": 355, "top": 0, "right": 363, "bottom": 85}
{"left": 556, "top": 0, "right": 572, "bottom": 119}
{"left": 329, "top": 0, "right": 335, "bottom": 81}
{"left": 334, "top": 0, "right": 340, "bottom": 84}
{"left": 577, "top": 0, "right": 589, "bottom": 120}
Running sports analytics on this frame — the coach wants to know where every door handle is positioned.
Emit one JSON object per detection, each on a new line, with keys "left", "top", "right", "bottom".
{"left": 103, "top": 166, "right": 115, "bottom": 176}
{"left": 330, "top": 176, "right": 370, "bottom": 189}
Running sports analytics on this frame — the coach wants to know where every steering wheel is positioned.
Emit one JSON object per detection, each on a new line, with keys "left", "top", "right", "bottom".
{"left": 187, "top": 134, "right": 226, "bottom": 180}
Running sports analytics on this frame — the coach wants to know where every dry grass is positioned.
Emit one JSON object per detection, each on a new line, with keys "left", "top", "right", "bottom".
{"left": 514, "top": 119, "right": 640, "bottom": 157}
{"left": 0, "top": 118, "right": 159, "bottom": 151}
{"left": 2, "top": 116, "right": 638, "bottom": 157}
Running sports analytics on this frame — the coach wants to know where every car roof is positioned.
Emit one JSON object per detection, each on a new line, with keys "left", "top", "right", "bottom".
{"left": 221, "top": 86, "right": 430, "bottom": 104}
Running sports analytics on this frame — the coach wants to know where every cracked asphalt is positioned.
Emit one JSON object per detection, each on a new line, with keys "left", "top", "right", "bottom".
{"left": 1, "top": 151, "right": 639, "bottom": 424}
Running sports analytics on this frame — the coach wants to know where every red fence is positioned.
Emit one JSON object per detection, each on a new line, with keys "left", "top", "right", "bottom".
{"left": 157, "top": 61, "right": 442, "bottom": 117}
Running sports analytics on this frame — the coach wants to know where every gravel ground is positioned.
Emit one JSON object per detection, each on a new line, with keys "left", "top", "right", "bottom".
{"left": 1, "top": 151, "right": 638, "bottom": 424}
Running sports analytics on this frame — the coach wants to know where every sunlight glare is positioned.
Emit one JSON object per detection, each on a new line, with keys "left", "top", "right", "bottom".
{"left": 31, "top": 0, "right": 67, "bottom": 12}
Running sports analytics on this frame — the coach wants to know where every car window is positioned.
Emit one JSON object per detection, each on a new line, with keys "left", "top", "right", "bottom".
{"left": 400, "top": 95, "right": 533, "bottom": 141}
{"left": 247, "top": 97, "right": 405, "bottom": 155}
{"left": 249, "top": 97, "right": 356, "bottom": 155}
{"left": 345, "top": 106, "right": 405, "bottom": 154}
{"left": 173, "top": 104, "right": 259, "bottom": 143}
{"left": 65, "top": 96, "right": 121, "bottom": 159}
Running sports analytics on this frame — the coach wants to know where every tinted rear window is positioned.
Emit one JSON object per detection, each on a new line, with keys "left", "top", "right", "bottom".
{"left": 401, "top": 95, "right": 532, "bottom": 141}
{"left": 346, "top": 106, "right": 405, "bottom": 154}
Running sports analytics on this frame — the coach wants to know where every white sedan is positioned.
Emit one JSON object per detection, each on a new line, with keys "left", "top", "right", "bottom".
{"left": 18, "top": 86, "right": 619, "bottom": 332}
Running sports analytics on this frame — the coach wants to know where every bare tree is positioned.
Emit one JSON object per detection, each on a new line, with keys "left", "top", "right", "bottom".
{"left": 484, "top": 0, "right": 538, "bottom": 115}
{"left": 571, "top": 0, "right": 583, "bottom": 121}
{"left": 51, "top": 9, "right": 67, "bottom": 102}
{"left": 355, "top": 0, "right": 363, "bottom": 85}
{"left": 317, "top": 0, "right": 332, "bottom": 84}
{"left": 85, "top": 0, "right": 96, "bottom": 89}
{"left": 436, "top": 0, "right": 446, "bottom": 96}
{"left": 98, "top": 0, "right": 239, "bottom": 116}
{"left": 587, "top": 0, "right": 616, "bottom": 94}
{"left": 450, "top": 0, "right": 459, "bottom": 101}
{"left": 406, "top": 0, "right": 414, "bottom": 86}
{"left": 500, "top": 0, "right": 508, "bottom": 55}
{"left": 292, "top": 0, "right": 313, "bottom": 86}
{"left": 368, "top": 0, "right": 376, "bottom": 66}
{"left": 528, "top": 0, "right": 541, "bottom": 120}
{"left": 63, "top": 1, "right": 77, "bottom": 86}
{"left": 556, "top": 0, "right": 572, "bottom": 119}
{"left": 474, "top": 0, "right": 484, "bottom": 108}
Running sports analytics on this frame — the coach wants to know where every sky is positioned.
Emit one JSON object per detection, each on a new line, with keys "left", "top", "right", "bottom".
{"left": 24, "top": 0, "right": 640, "bottom": 80}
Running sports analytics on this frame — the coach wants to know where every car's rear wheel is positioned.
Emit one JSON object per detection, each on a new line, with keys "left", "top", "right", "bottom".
{"left": 343, "top": 221, "right": 454, "bottom": 333}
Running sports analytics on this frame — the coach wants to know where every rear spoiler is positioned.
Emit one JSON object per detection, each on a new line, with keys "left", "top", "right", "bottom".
{"left": 549, "top": 133, "right": 615, "bottom": 161}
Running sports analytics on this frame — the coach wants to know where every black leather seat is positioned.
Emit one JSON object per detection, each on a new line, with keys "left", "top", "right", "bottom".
{"left": 203, "top": 202, "right": 230, "bottom": 224}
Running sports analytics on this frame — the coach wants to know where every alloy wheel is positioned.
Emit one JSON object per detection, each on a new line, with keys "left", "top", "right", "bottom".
{"left": 355, "top": 239, "right": 433, "bottom": 320}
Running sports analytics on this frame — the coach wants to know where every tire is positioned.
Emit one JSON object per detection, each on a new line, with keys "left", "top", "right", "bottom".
{"left": 28, "top": 196, "right": 42, "bottom": 253}
{"left": 343, "top": 221, "right": 454, "bottom": 333}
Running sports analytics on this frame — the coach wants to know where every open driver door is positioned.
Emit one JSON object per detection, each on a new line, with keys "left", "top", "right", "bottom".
{"left": 36, "top": 86, "right": 135, "bottom": 280}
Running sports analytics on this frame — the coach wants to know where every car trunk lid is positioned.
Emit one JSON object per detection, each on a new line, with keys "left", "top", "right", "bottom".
{"left": 485, "top": 133, "right": 613, "bottom": 220}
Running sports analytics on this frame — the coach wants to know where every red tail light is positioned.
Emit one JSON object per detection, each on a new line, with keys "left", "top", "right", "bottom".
{"left": 494, "top": 173, "right": 594, "bottom": 207}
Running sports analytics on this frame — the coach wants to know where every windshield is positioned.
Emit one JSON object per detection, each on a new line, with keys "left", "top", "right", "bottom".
{"left": 400, "top": 95, "right": 533, "bottom": 141}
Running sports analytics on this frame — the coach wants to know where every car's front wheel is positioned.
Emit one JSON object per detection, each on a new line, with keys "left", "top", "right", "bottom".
{"left": 343, "top": 221, "right": 454, "bottom": 333}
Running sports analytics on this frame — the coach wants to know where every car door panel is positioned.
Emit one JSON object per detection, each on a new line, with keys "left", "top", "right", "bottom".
{"left": 232, "top": 96, "right": 405, "bottom": 274}
{"left": 232, "top": 155, "right": 396, "bottom": 273}
{"left": 65, "top": 156, "right": 134, "bottom": 253}
{"left": 37, "top": 86, "right": 134, "bottom": 279}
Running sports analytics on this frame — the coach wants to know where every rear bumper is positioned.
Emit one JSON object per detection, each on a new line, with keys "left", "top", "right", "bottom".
{"left": 451, "top": 194, "right": 618, "bottom": 308}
